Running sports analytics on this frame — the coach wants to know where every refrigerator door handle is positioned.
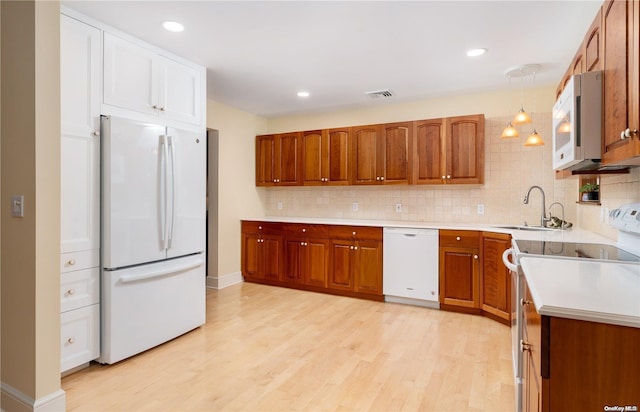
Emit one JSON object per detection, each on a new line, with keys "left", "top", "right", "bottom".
{"left": 167, "top": 135, "right": 176, "bottom": 249}
{"left": 160, "top": 135, "right": 169, "bottom": 251}
{"left": 118, "top": 257, "right": 205, "bottom": 283}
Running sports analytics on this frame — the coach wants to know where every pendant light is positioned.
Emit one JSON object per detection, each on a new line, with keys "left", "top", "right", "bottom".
{"left": 512, "top": 67, "right": 532, "bottom": 125}
{"left": 524, "top": 70, "right": 544, "bottom": 146}
{"left": 501, "top": 75, "right": 520, "bottom": 138}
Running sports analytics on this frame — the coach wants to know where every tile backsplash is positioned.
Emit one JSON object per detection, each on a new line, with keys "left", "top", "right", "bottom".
{"left": 265, "top": 114, "right": 584, "bottom": 229}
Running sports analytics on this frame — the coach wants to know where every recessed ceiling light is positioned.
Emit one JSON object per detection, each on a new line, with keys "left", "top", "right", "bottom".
{"left": 466, "top": 48, "right": 487, "bottom": 57}
{"left": 162, "top": 21, "right": 184, "bottom": 32}
{"left": 297, "top": 91, "right": 310, "bottom": 98}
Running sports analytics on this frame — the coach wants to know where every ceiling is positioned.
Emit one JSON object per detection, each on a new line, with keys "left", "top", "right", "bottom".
{"left": 62, "top": 1, "right": 603, "bottom": 118}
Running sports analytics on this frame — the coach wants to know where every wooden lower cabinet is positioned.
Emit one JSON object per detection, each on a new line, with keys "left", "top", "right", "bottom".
{"left": 523, "top": 278, "right": 640, "bottom": 411}
{"left": 439, "top": 230, "right": 481, "bottom": 311}
{"left": 242, "top": 221, "right": 383, "bottom": 300}
{"left": 481, "top": 232, "right": 511, "bottom": 324}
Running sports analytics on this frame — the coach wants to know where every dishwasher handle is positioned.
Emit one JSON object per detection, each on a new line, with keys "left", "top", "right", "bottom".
{"left": 502, "top": 248, "right": 518, "bottom": 272}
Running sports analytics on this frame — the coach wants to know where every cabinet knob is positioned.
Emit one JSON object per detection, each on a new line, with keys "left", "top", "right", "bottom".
{"left": 354, "top": 246, "right": 358, "bottom": 250}
{"left": 67, "top": 289, "right": 75, "bottom": 296}
{"left": 152, "top": 104, "right": 159, "bottom": 110}
{"left": 258, "top": 226, "right": 262, "bottom": 230}
{"left": 376, "top": 177, "right": 380, "bottom": 181}
{"left": 520, "top": 339, "right": 531, "bottom": 353}
{"left": 159, "top": 107, "right": 166, "bottom": 112}
{"left": 91, "top": 131, "right": 99, "bottom": 137}
{"left": 67, "top": 259, "right": 76, "bottom": 266}
{"left": 302, "top": 228, "right": 306, "bottom": 232}
{"left": 623, "top": 128, "right": 638, "bottom": 139}
{"left": 456, "top": 236, "right": 461, "bottom": 241}
{"left": 352, "top": 231, "right": 356, "bottom": 236}
{"left": 473, "top": 254, "right": 479, "bottom": 259}
{"left": 67, "top": 337, "right": 75, "bottom": 345}
{"left": 380, "top": 176, "right": 384, "bottom": 181}
{"left": 447, "top": 175, "right": 451, "bottom": 179}
{"left": 521, "top": 298, "right": 532, "bottom": 306}
{"left": 349, "top": 245, "right": 354, "bottom": 250}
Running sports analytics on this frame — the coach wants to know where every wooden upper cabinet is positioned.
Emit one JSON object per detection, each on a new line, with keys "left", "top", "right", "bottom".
{"left": 414, "top": 118, "right": 445, "bottom": 184}
{"left": 602, "top": 0, "right": 640, "bottom": 166}
{"left": 256, "top": 132, "right": 302, "bottom": 186}
{"left": 445, "top": 114, "right": 484, "bottom": 184}
{"left": 381, "top": 122, "right": 412, "bottom": 184}
{"left": 352, "top": 124, "right": 381, "bottom": 184}
{"left": 584, "top": 8, "right": 602, "bottom": 73}
{"left": 302, "top": 128, "right": 350, "bottom": 185}
{"left": 352, "top": 122, "right": 411, "bottom": 185}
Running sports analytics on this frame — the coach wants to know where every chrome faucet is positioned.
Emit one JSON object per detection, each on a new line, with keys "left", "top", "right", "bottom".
{"left": 523, "top": 185, "right": 550, "bottom": 227}
{"left": 548, "top": 202, "right": 565, "bottom": 230}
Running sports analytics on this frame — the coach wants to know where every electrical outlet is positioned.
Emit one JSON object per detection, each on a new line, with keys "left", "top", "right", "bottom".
{"left": 277, "top": 201, "right": 283, "bottom": 210}
{"left": 352, "top": 202, "right": 359, "bottom": 212}
{"left": 395, "top": 203, "right": 402, "bottom": 213}
{"left": 477, "top": 204, "right": 485, "bottom": 215}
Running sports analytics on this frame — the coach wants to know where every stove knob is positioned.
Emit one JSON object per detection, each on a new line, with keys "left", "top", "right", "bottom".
{"left": 610, "top": 209, "right": 620, "bottom": 219}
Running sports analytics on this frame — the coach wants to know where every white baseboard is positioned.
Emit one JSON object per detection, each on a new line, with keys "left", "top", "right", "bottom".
{"left": 1, "top": 383, "right": 65, "bottom": 412}
{"left": 206, "top": 271, "right": 243, "bottom": 289}
{"left": 384, "top": 295, "right": 440, "bottom": 309}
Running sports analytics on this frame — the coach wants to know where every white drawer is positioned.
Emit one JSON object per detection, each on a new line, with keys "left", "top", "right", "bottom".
{"left": 60, "top": 249, "right": 99, "bottom": 273}
{"left": 61, "top": 268, "right": 99, "bottom": 313}
{"left": 61, "top": 304, "right": 100, "bottom": 373}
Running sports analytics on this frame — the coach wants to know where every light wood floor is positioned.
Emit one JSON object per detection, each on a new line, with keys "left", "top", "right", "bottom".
{"left": 62, "top": 283, "right": 515, "bottom": 411}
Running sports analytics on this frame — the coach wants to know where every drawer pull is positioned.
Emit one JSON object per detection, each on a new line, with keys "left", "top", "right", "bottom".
{"left": 67, "top": 289, "right": 75, "bottom": 296}
{"left": 67, "top": 337, "right": 75, "bottom": 345}
{"left": 352, "top": 231, "right": 356, "bottom": 236}
{"left": 67, "top": 259, "right": 76, "bottom": 266}
{"left": 302, "top": 228, "right": 306, "bottom": 232}
{"left": 456, "top": 236, "right": 461, "bottom": 241}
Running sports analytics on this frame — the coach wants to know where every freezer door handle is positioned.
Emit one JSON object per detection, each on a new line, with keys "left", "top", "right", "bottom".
{"left": 167, "top": 135, "right": 176, "bottom": 249}
{"left": 118, "top": 258, "right": 205, "bottom": 283}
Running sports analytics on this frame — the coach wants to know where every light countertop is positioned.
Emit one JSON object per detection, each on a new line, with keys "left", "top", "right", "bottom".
{"left": 520, "top": 257, "right": 640, "bottom": 328}
{"left": 245, "top": 216, "right": 613, "bottom": 243}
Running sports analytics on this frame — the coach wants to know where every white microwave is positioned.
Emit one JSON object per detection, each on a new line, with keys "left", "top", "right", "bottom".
{"left": 552, "top": 71, "right": 602, "bottom": 171}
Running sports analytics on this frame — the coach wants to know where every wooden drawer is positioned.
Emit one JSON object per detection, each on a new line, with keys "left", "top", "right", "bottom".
{"left": 439, "top": 230, "right": 480, "bottom": 248}
{"left": 281, "top": 223, "right": 329, "bottom": 238}
{"left": 61, "top": 304, "right": 100, "bottom": 372}
{"left": 60, "top": 249, "right": 99, "bottom": 273}
{"left": 61, "top": 268, "right": 100, "bottom": 313}
{"left": 241, "top": 220, "right": 282, "bottom": 234}
{"left": 329, "top": 225, "right": 382, "bottom": 241}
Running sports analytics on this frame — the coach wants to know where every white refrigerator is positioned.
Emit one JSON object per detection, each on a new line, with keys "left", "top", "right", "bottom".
{"left": 99, "top": 115, "right": 206, "bottom": 364}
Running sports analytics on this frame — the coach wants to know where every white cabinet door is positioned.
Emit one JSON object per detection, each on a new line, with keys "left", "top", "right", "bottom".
{"left": 61, "top": 304, "right": 100, "bottom": 372}
{"left": 103, "top": 32, "right": 158, "bottom": 117}
{"left": 60, "top": 15, "right": 101, "bottom": 254}
{"left": 158, "top": 58, "right": 202, "bottom": 125}
{"left": 103, "top": 32, "right": 203, "bottom": 126}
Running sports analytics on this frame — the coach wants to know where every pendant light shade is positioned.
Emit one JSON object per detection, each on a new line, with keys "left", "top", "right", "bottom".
{"left": 513, "top": 107, "right": 532, "bottom": 125}
{"left": 524, "top": 129, "right": 544, "bottom": 146}
{"left": 501, "top": 122, "right": 520, "bottom": 138}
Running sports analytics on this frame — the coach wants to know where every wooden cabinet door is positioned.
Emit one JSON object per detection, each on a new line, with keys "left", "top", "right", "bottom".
{"left": 380, "top": 122, "right": 411, "bottom": 184}
{"left": 327, "top": 128, "right": 351, "bottom": 185}
{"left": 304, "top": 238, "right": 329, "bottom": 288}
{"left": 302, "top": 130, "right": 324, "bottom": 185}
{"left": 242, "top": 232, "right": 262, "bottom": 279}
{"left": 329, "top": 240, "right": 355, "bottom": 290}
{"left": 414, "top": 118, "right": 445, "bottom": 184}
{"left": 584, "top": 8, "right": 602, "bottom": 73}
{"left": 439, "top": 246, "right": 480, "bottom": 309}
{"left": 445, "top": 114, "right": 484, "bottom": 184}
{"left": 481, "top": 233, "right": 511, "bottom": 322}
{"left": 262, "top": 236, "right": 282, "bottom": 281}
{"left": 602, "top": 0, "right": 640, "bottom": 165}
{"left": 256, "top": 135, "right": 276, "bottom": 186}
{"left": 354, "top": 240, "right": 382, "bottom": 295}
{"left": 284, "top": 237, "right": 305, "bottom": 283}
{"left": 352, "top": 125, "right": 380, "bottom": 185}
{"left": 277, "top": 132, "right": 302, "bottom": 185}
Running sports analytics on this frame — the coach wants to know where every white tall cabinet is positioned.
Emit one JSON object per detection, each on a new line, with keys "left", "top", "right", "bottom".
{"left": 60, "top": 14, "right": 101, "bottom": 373}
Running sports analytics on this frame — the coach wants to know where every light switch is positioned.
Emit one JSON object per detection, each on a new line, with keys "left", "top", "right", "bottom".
{"left": 11, "top": 195, "right": 24, "bottom": 218}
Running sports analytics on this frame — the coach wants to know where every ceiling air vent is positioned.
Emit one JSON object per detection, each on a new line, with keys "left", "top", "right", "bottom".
{"left": 365, "top": 89, "right": 394, "bottom": 99}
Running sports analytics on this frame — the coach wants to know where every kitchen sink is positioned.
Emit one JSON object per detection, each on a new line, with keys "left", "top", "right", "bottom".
{"left": 493, "top": 225, "right": 556, "bottom": 232}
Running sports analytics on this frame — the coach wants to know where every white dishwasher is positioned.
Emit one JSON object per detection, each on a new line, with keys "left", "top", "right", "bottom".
{"left": 383, "top": 227, "right": 439, "bottom": 307}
